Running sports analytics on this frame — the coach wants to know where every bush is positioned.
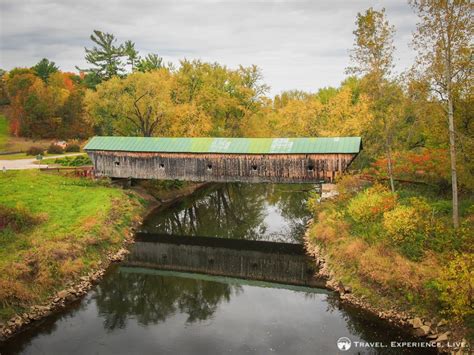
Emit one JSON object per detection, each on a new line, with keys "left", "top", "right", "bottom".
{"left": 383, "top": 205, "right": 426, "bottom": 260}
{"left": 337, "top": 174, "right": 367, "bottom": 198}
{"left": 347, "top": 184, "right": 397, "bottom": 223}
{"left": 47, "top": 144, "right": 64, "bottom": 154}
{"left": 368, "top": 148, "right": 451, "bottom": 187}
{"left": 65, "top": 144, "right": 80, "bottom": 152}
{"left": 26, "top": 146, "right": 44, "bottom": 156}
{"left": 436, "top": 254, "right": 474, "bottom": 321}
{"left": 383, "top": 205, "right": 420, "bottom": 243}
{"left": 54, "top": 155, "right": 91, "bottom": 166}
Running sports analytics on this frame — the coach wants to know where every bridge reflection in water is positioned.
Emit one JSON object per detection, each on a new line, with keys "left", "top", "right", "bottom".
{"left": 124, "top": 233, "right": 324, "bottom": 287}
{"left": 126, "top": 183, "right": 322, "bottom": 286}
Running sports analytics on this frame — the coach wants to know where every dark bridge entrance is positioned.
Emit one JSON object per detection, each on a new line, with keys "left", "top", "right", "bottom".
{"left": 85, "top": 136, "right": 361, "bottom": 183}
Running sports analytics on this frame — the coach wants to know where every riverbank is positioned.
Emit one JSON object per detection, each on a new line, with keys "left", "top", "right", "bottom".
{"left": 0, "top": 170, "right": 206, "bottom": 341}
{"left": 304, "top": 177, "right": 472, "bottom": 353}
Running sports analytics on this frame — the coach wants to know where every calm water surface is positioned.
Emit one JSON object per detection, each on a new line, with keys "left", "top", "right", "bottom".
{"left": 0, "top": 183, "right": 436, "bottom": 355}
{"left": 140, "top": 183, "right": 312, "bottom": 243}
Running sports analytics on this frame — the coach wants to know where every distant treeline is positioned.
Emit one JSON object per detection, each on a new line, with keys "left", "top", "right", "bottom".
{"left": 0, "top": 3, "right": 471, "bottom": 198}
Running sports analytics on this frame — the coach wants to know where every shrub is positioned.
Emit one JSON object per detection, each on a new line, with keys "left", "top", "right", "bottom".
{"left": 26, "top": 146, "right": 44, "bottom": 156}
{"left": 436, "top": 253, "right": 474, "bottom": 320}
{"left": 347, "top": 184, "right": 397, "bottom": 223}
{"left": 65, "top": 144, "right": 80, "bottom": 152}
{"left": 383, "top": 205, "right": 420, "bottom": 243}
{"left": 47, "top": 144, "right": 64, "bottom": 154}
{"left": 368, "top": 148, "right": 451, "bottom": 187}
{"left": 54, "top": 155, "right": 91, "bottom": 166}
{"left": 337, "top": 174, "right": 367, "bottom": 198}
{"left": 383, "top": 205, "right": 426, "bottom": 260}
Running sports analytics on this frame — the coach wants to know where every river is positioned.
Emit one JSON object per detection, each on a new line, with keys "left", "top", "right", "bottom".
{"left": 0, "top": 183, "right": 435, "bottom": 354}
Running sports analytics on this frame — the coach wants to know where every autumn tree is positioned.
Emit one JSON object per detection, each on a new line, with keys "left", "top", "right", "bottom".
{"left": 410, "top": 0, "right": 473, "bottom": 228}
{"left": 318, "top": 84, "right": 373, "bottom": 138}
{"left": 271, "top": 98, "right": 323, "bottom": 137}
{"left": 260, "top": 80, "right": 373, "bottom": 143}
{"left": 6, "top": 70, "right": 38, "bottom": 136}
{"left": 6, "top": 69, "right": 90, "bottom": 138}
{"left": 0, "top": 69, "right": 9, "bottom": 105}
{"left": 85, "top": 70, "right": 176, "bottom": 137}
{"left": 172, "top": 60, "right": 267, "bottom": 136}
{"left": 346, "top": 7, "right": 398, "bottom": 192}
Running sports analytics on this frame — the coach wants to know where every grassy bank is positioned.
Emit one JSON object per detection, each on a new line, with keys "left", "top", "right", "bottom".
{"left": 306, "top": 176, "right": 473, "bottom": 340}
{"left": 0, "top": 170, "right": 146, "bottom": 321}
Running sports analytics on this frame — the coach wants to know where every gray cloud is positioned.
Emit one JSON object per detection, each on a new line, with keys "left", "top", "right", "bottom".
{"left": 0, "top": 0, "right": 418, "bottom": 95}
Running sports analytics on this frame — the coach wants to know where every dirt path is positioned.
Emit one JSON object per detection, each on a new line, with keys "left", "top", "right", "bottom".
{"left": 0, "top": 153, "right": 85, "bottom": 170}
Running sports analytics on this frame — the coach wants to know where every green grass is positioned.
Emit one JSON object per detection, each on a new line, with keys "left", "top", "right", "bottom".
{"left": 0, "top": 152, "right": 31, "bottom": 160}
{"left": 0, "top": 170, "right": 145, "bottom": 320}
{"left": 0, "top": 114, "right": 8, "bottom": 151}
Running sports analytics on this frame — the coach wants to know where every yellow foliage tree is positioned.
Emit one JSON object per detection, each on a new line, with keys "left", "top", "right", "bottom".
{"left": 85, "top": 70, "right": 176, "bottom": 136}
{"left": 319, "top": 86, "right": 373, "bottom": 137}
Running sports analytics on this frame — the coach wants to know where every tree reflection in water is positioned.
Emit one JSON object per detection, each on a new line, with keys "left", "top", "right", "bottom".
{"left": 141, "top": 183, "right": 313, "bottom": 243}
{"left": 93, "top": 267, "right": 241, "bottom": 331}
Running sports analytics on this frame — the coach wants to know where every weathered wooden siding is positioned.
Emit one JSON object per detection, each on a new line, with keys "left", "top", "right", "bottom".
{"left": 87, "top": 150, "right": 357, "bottom": 183}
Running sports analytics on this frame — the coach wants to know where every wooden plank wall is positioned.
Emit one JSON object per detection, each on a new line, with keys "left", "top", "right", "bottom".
{"left": 87, "top": 151, "right": 357, "bottom": 183}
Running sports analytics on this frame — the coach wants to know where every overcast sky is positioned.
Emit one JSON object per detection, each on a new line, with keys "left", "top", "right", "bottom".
{"left": 0, "top": 0, "right": 419, "bottom": 95}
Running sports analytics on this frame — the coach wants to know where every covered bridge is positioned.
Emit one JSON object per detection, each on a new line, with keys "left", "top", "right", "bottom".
{"left": 84, "top": 136, "right": 362, "bottom": 183}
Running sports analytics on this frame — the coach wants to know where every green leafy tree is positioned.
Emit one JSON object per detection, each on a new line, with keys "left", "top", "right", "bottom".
{"left": 410, "top": 0, "right": 473, "bottom": 228}
{"left": 124, "top": 40, "right": 140, "bottom": 71}
{"left": 136, "top": 53, "right": 164, "bottom": 72}
{"left": 32, "top": 58, "right": 59, "bottom": 82}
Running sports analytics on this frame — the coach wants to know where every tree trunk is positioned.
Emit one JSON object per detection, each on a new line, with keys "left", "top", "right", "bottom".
{"left": 383, "top": 117, "right": 395, "bottom": 193}
{"left": 445, "top": 44, "right": 459, "bottom": 228}
{"left": 447, "top": 91, "right": 459, "bottom": 228}
{"left": 385, "top": 137, "right": 395, "bottom": 193}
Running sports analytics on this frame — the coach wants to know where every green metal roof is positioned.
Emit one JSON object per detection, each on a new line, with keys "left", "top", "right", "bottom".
{"left": 84, "top": 136, "right": 362, "bottom": 154}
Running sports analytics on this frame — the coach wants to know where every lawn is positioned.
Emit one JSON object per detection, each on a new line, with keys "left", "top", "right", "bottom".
{"left": 0, "top": 170, "right": 146, "bottom": 321}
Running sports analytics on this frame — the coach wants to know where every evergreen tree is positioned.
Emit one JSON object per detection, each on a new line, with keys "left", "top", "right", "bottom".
{"left": 32, "top": 58, "right": 59, "bottom": 82}
{"left": 77, "top": 30, "right": 127, "bottom": 82}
